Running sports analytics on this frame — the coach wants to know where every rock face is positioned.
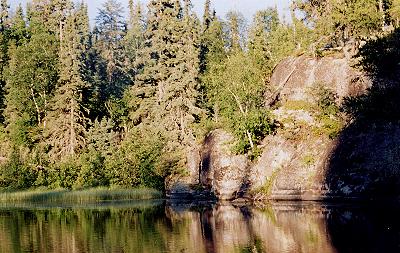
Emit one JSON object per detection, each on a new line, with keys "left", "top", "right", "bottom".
{"left": 200, "top": 130, "right": 250, "bottom": 200}
{"left": 268, "top": 55, "right": 371, "bottom": 103}
{"left": 166, "top": 54, "right": 400, "bottom": 200}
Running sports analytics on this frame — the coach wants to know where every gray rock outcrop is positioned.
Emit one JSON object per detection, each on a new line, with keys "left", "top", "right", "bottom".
{"left": 166, "top": 54, "right": 400, "bottom": 201}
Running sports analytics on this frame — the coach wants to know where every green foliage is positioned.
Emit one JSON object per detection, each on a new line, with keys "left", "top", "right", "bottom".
{"left": 310, "top": 84, "right": 340, "bottom": 116}
{"left": 330, "top": 0, "right": 383, "bottom": 39}
{"left": 231, "top": 110, "right": 275, "bottom": 156}
{"left": 203, "top": 50, "right": 275, "bottom": 156}
{"left": 355, "top": 28, "right": 400, "bottom": 77}
{"left": 308, "top": 84, "right": 343, "bottom": 139}
{"left": 2, "top": 0, "right": 379, "bottom": 193}
{"left": 390, "top": 0, "right": 400, "bottom": 27}
{"left": 4, "top": 26, "right": 58, "bottom": 147}
{"left": 294, "top": 0, "right": 396, "bottom": 48}
{"left": 0, "top": 149, "right": 36, "bottom": 189}
{"left": 44, "top": 4, "right": 90, "bottom": 159}
{"left": 106, "top": 128, "right": 165, "bottom": 190}
{"left": 281, "top": 84, "right": 343, "bottom": 140}
{"left": 47, "top": 159, "right": 79, "bottom": 189}
{"left": 75, "top": 150, "right": 108, "bottom": 189}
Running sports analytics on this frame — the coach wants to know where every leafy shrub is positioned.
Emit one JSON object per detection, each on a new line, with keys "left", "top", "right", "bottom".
{"left": 231, "top": 109, "right": 275, "bottom": 156}
{"left": 106, "top": 128, "right": 165, "bottom": 191}
{"left": 47, "top": 159, "right": 79, "bottom": 189}
{"left": 75, "top": 150, "right": 108, "bottom": 189}
{"left": 0, "top": 150, "right": 37, "bottom": 189}
{"left": 310, "top": 84, "right": 343, "bottom": 139}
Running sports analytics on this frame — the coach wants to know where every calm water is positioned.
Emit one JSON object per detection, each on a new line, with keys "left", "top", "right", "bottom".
{"left": 0, "top": 200, "right": 399, "bottom": 253}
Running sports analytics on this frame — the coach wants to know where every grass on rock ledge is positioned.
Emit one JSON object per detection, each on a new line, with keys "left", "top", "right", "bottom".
{"left": 0, "top": 187, "right": 162, "bottom": 204}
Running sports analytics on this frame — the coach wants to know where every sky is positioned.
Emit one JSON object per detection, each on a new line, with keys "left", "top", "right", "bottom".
{"left": 9, "top": 0, "right": 292, "bottom": 26}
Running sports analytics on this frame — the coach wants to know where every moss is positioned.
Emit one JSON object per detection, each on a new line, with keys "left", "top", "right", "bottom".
{"left": 283, "top": 100, "right": 314, "bottom": 111}
{"left": 280, "top": 83, "right": 345, "bottom": 140}
{"left": 254, "top": 168, "right": 280, "bottom": 196}
{"left": 311, "top": 115, "right": 344, "bottom": 139}
{"left": 306, "top": 228, "right": 319, "bottom": 244}
{"left": 302, "top": 154, "right": 316, "bottom": 167}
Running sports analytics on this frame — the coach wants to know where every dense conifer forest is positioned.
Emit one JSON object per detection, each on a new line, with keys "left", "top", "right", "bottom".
{"left": 0, "top": 0, "right": 399, "bottom": 191}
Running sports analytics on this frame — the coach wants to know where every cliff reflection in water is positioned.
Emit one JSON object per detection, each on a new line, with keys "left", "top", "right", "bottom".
{"left": 0, "top": 201, "right": 399, "bottom": 253}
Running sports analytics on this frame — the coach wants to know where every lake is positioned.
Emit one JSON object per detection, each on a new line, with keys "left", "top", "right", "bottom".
{"left": 0, "top": 200, "right": 399, "bottom": 253}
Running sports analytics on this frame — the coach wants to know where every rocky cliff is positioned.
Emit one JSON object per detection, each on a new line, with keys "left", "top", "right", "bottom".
{"left": 167, "top": 54, "right": 400, "bottom": 201}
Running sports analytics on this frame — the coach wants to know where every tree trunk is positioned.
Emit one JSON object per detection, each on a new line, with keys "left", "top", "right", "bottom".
{"left": 30, "top": 87, "right": 41, "bottom": 125}
{"left": 378, "top": 0, "right": 385, "bottom": 30}
{"left": 70, "top": 100, "right": 75, "bottom": 155}
{"left": 228, "top": 88, "right": 254, "bottom": 149}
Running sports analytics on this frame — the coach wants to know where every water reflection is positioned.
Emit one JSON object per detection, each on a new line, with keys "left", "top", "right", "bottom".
{"left": 0, "top": 201, "right": 399, "bottom": 253}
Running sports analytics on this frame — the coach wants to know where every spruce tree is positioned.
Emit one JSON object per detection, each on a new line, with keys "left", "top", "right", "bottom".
{"left": 95, "top": 0, "right": 128, "bottom": 98}
{"left": 202, "top": 0, "right": 212, "bottom": 30}
{"left": 226, "top": 11, "right": 244, "bottom": 52}
{"left": 45, "top": 3, "right": 89, "bottom": 159}
{"left": 248, "top": 8, "right": 279, "bottom": 75}
{"left": 129, "top": 0, "right": 176, "bottom": 125}
{"left": 4, "top": 24, "right": 58, "bottom": 147}
{"left": 390, "top": 0, "right": 400, "bottom": 27}
{"left": 124, "top": 0, "right": 144, "bottom": 80}
{"left": 166, "top": 0, "right": 202, "bottom": 145}
{"left": 199, "top": 4, "right": 225, "bottom": 73}
{"left": 0, "top": 0, "right": 9, "bottom": 32}
{"left": 9, "top": 4, "right": 27, "bottom": 45}
{"left": 130, "top": 0, "right": 202, "bottom": 171}
{"left": 0, "top": 0, "right": 9, "bottom": 124}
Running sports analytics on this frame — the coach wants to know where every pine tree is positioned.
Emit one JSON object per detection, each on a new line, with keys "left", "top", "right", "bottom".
{"left": 95, "top": 0, "right": 128, "bottom": 97}
{"left": 248, "top": 8, "right": 279, "bottom": 75}
{"left": 199, "top": 4, "right": 225, "bottom": 73}
{"left": 4, "top": 25, "right": 58, "bottom": 147}
{"left": 45, "top": 4, "right": 89, "bottom": 159}
{"left": 0, "top": 0, "right": 9, "bottom": 124}
{"left": 124, "top": 0, "right": 144, "bottom": 80}
{"left": 226, "top": 11, "right": 244, "bottom": 52}
{"left": 9, "top": 4, "right": 27, "bottom": 45}
{"left": 130, "top": 0, "right": 203, "bottom": 171}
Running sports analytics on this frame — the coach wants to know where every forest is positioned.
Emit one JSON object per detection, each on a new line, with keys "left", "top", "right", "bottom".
{"left": 0, "top": 0, "right": 399, "bottom": 191}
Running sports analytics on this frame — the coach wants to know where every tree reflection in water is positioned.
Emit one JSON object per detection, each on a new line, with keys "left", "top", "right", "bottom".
{"left": 0, "top": 201, "right": 399, "bottom": 253}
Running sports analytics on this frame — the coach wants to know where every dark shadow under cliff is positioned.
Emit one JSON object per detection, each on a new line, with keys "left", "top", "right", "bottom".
{"left": 324, "top": 28, "right": 400, "bottom": 199}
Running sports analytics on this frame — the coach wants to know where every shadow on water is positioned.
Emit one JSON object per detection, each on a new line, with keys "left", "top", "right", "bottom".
{"left": 324, "top": 28, "right": 400, "bottom": 199}
{"left": 1, "top": 200, "right": 400, "bottom": 253}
